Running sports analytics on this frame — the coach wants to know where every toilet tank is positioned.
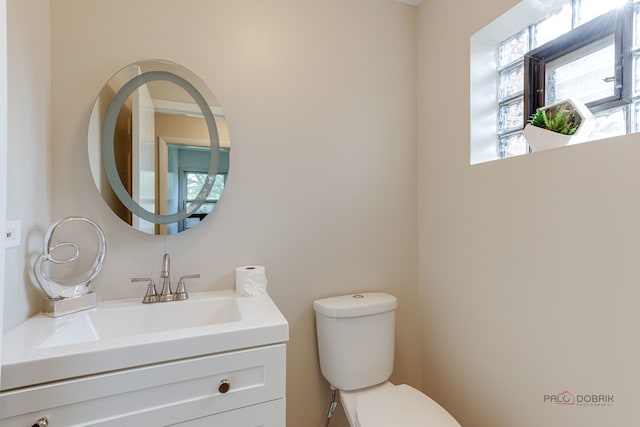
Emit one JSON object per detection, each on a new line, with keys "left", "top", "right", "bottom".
{"left": 313, "top": 292, "right": 397, "bottom": 391}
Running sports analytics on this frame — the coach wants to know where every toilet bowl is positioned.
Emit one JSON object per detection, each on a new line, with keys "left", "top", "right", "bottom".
{"left": 313, "top": 293, "right": 461, "bottom": 427}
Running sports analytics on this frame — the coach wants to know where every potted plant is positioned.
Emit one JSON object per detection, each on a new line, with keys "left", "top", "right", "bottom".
{"left": 523, "top": 99, "right": 593, "bottom": 152}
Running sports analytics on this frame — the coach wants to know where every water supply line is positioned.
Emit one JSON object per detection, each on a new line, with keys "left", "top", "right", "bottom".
{"left": 325, "top": 386, "right": 337, "bottom": 427}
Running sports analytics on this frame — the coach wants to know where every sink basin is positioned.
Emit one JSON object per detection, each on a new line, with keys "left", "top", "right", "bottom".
{"left": 37, "top": 294, "right": 241, "bottom": 349}
{"left": 2, "top": 290, "right": 288, "bottom": 391}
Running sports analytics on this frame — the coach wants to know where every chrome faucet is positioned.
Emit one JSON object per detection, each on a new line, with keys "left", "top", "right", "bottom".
{"left": 174, "top": 274, "right": 200, "bottom": 300}
{"left": 130, "top": 277, "right": 158, "bottom": 304}
{"left": 131, "top": 253, "right": 200, "bottom": 304}
{"left": 159, "top": 253, "right": 173, "bottom": 302}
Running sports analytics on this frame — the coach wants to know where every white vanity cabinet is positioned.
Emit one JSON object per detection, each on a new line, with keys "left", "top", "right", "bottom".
{"left": 0, "top": 344, "right": 286, "bottom": 426}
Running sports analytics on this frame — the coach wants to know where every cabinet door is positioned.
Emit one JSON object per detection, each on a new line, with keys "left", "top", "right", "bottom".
{"left": 171, "top": 399, "right": 285, "bottom": 427}
{"left": 0, "top": 344, "right": 286, "bottom": 426}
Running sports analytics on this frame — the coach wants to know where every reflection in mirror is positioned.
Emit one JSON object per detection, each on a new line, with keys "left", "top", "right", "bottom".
{"left": 88, "top": 60, "right": 230, "bottom": 235}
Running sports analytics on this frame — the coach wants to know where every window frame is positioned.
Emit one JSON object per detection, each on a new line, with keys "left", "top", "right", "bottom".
{"left": 524, "top": 4, "right": 633, "bottom": 125}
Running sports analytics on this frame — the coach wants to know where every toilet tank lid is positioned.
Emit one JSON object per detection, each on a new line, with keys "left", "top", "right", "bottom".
{"left": 313, "top": 292, "right": 397, "bottom": 318}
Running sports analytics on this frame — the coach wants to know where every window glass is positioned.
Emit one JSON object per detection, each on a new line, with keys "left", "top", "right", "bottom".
{"left": 632, "top": 101, "right": 640, "bottom": 131}
{"left": 499, "top": 28, "right": 529, "bottom": 68}
{"left": 589, "top": 106, "right": 628, "bottom": 139}
{"left": 545, "top": 34, "right": 616, "bottom": 104}
{"left": 210, "top": 174, "right": 225, "bottom": 199}
{"left": 577, "top": 0, "right": 628, "bottom": 26}
{"left": 186, "top": 201, "right": 216, "bottom": 215}
{"left": 635, "top": 8, "right": 640, "bottom": 47}
{"left": 498, "top": 98, "right": 524, "bottom": 133}
{"left": 499, "top": 133, "right": 527, "bottom": 157}
{"left": 186, "top": 172, "right": 225, "bottom": 200}
{"left": 183, "top": 173, "right": 225, "bottom": 231}
{"left": 498, "top": 64, "right": 524, "bottom": 101}
{"left": 633, "top": 53, "right": 640, "bottom": 96}
{"left": 533, "top": 4, "right": 572, "bottom": 48}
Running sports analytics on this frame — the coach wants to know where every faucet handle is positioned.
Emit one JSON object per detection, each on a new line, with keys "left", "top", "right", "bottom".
{"left": 131, "top": 277, "right": 158, "bottom": 304}
{"left": 174, "top": 274, "right": 200, "bottom": 301}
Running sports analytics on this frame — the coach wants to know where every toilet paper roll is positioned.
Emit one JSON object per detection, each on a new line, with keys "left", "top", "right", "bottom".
{"left": 235, "top": 265, "right": 268, "bottom": 296}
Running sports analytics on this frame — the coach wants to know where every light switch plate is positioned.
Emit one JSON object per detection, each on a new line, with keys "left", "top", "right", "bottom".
{"left": 5, "top": 220, "right": 21, "bottom": 248}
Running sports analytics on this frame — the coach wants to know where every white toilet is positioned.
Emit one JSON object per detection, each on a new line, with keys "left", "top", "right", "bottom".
{"left": 313, "top": 292, "right": 461, "bottom": 427}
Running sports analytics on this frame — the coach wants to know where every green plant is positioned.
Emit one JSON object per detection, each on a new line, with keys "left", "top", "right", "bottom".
{"left": 530, "top": 102, "right": 582, "bottom": 135}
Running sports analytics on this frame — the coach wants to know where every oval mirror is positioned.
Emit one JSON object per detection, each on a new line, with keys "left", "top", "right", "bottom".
{"left": 88, "top": 60, "right": 230, "bottom": 235}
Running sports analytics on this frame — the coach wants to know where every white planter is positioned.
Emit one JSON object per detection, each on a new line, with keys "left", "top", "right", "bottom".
{"left": 523, "top": 123, "right": 573, "bottom": 152}
{"left": 523, "top": 98, "right": 594, "bottom": 153}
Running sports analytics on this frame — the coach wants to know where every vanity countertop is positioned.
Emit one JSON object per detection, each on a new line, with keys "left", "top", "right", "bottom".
{"left": 1, "top": 290, "right": 288, "bottom": 391}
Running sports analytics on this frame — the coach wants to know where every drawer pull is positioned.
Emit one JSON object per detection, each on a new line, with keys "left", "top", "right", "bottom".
{"left": 218, "top": 379, "right": 231, "bottom": 394}
{"left": 32, "top": 417, "right": 48, "bottom": 427}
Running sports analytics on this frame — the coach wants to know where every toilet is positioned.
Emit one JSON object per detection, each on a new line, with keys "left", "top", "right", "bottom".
{"left": 313, "top": 292, "right": 461, "bottom": 427}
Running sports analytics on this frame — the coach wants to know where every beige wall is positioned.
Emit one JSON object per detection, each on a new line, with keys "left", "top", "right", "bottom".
{"left": 155, "top": 113, "right": 208, "bottom": 142}
{"left": 48, "top": 1, "right": 419, "bottom": 426}
{"left": 3, "top": 0, "right": 52, "bottom": 331}
{"left": 418, "top": 1, "right": 639, "bottom": 426}
{"left": 6, "top": 0, "right": 638, "bottom": 425}
{"left": 0, "top": 0, "right": 6, "bottom": 379}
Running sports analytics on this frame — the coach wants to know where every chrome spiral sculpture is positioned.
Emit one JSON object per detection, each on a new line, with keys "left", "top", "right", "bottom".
{"left": 33, "top": 217, "right": 106, "bottom": 317}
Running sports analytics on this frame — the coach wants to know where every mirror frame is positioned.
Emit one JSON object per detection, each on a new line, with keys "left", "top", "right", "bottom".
{"left": 101, "top": 70, "right": 220, "bottom": 225}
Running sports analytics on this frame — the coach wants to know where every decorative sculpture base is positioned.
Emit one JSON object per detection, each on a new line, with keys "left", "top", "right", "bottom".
{"left": 43, "top": 291, "right": 97, "bottom": 318}
{"left": 33, "top": 216, "right": 106, "bottom": 317}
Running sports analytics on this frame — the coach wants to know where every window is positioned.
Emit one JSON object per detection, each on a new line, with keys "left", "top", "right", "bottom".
{"left": 181, "top": 172, "right": 226, "bottom": 231}
{"left": 496, "top": 0, "right": 636, "bottom": 158}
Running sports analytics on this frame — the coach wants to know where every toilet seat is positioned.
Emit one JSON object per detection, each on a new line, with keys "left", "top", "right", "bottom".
{"left": 355, "top": 384, "right": 460, "bottom": 427}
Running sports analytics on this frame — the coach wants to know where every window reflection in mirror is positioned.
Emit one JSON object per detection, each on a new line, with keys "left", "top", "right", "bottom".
{"left": 183, "top": 172, "right": 227, "bottom": 232}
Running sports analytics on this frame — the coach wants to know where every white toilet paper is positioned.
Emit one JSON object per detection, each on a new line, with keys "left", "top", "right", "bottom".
{"left": 235, "top": 265, "right": 268, "bottom": 296}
